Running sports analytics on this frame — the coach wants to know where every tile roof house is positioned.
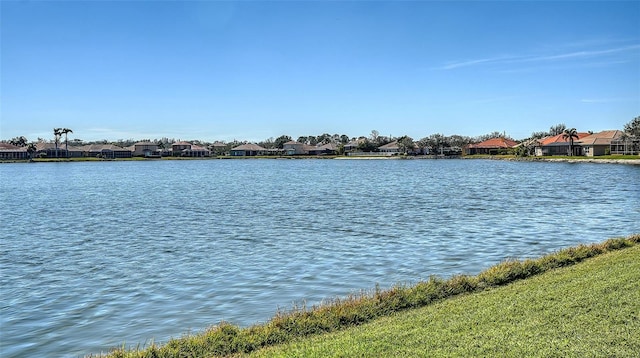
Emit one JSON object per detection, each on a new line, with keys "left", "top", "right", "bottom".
{"left": 80, "top": 144, "right": 133, "bottom": 159}
{"left": 307, "top": 142, "right": 338, "bottom": 155}
{"left": 378, "top": 141, "right": 400, "bottom": 153}
{"left": 576, "top": 130, "right": 624, "bottom": 157}
{"left": 133, "top": 142, "right": 159, "bottom": 157}
{"left": 182, "top": 145, "right": 211, "bottom": 157}
{"left": 465, "top": 137, "right": 519, "bottom": 155}
{"left": 230, "top": 143, "right": 267, "bottom": 156}
{"left": 35, "top": 142, "right": 83, "bottom": 158}
{"left": 0, "top": 143, "right": 29, "bottom": 160}
{"left": 282, "top": 140, "right": 306, "bottom": 155}
{"left": 210, "top": 142, "right": 228, "bottom": 156}
{"left": 534, "top": 132, "right": 591, "bottom": 156}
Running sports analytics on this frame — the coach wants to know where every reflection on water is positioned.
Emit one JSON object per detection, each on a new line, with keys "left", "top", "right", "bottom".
{"left": 1, "top": 159, "right": 638, "bottom": 357}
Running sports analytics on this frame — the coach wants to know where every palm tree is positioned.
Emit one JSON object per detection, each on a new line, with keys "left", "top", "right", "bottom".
{"left": 61, "top": 128, "right": 73, "bottom": 158}
{"left": 53, "top": 128, "right": 63, "bottom": 158}
{"left": 562, "top": 128, "right": 579, "bottom": 156}
{"left": 26, "top": 143, "right": 37, "bottom": 161}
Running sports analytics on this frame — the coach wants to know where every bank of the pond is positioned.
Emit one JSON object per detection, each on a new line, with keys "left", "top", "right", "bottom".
{"left": 463, "top": 154, "right": 640, "bottom": 165}
{"left": 99, "top": 234, "right": 640, "bottom": 358}
{"left": 251, "top": 239, "right": 640, "bottom": 357}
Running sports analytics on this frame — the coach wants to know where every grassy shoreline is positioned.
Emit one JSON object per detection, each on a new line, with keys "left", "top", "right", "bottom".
{"left": 4, "top": 154, "right": 640, "bottom": 164}
{"left": 252, "top": 240, "right": 640, "bottom": 357}
{"left": 99, "top": 234, "right": 640, "bottom": 358}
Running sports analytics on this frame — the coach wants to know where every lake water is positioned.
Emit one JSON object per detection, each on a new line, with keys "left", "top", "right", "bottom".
{"left": 1, "top": 159, "right": 638, "bottom": 357}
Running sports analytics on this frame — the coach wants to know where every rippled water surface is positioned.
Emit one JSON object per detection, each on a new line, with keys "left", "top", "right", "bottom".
{"left": 1, "top": 159, "right": 639, "bottom": 357}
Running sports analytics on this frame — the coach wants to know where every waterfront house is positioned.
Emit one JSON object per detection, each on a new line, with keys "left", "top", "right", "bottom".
{"left": 81, "top": 144, "right": 133, "bottom": 159}
{"left": 182, "top": 145, "right": 210, "bottom": 157}
{"left": 465, "top": 137, "right": 519, "bottom": 155}
{"left": 307, "top": 142, "right": 338, "bottom": 155}
{"left": 34, "top": 142, "right": 83, "bottom": 158}
{"left": 210, "top": 142, "right": 228, "bottom": 156}
{"left": 171, "top": 141, "right": 192, "bottom": 156}
{"left": 0, "top": 143, "right": 29, "bottom": 160}
{"left": 230, "top": 143, "right": 267, "bottom": 156}
{"left": 378, "top": 141, "right": 401, "bottom": 154}
{"left": 343, "top": 138, "right": 365, "bottom": 153}
{"left": 283, "top": 140, "right": 306, "bottom": 155}
{"left": 133, "top": 142, "right": 159, "bottom": 157}
{"left": 534, "top": 132, "right": 591, "bottom": 156}
{"left": 576, "top": 130, "right": 624, "bottom": 157}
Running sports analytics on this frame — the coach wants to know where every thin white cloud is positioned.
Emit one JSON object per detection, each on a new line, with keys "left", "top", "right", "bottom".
{"left": 438, "top": 43, "right": 640, "bottom": 70}
{"left": 580, "top": 98, "right": 637, "bottom": 103}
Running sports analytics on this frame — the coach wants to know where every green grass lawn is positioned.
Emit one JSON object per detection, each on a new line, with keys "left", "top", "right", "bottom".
{"left": 248, "top": 245, "right": 640, "bottom": 357}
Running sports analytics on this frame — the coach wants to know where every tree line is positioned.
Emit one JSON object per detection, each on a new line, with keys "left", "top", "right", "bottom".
{"left": 4, "top": 117, "right": 640, "bottom": 156}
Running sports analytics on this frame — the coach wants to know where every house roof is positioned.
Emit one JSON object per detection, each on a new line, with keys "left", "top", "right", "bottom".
{"left": 211, "top": 142, "right": 227, "bottom": 147}
{"left": 537, "top": 132, "right": 591, "bottom": 146}
{"left": 283, "top": 140, "right": 303, "bottom": 146}
{"left": 34, "top": 142, "right": 83, "bottom": 151}
{"left": 0, "top": 143, "right": 21, "bottom": 150}
{"left": 378, "top": 141, "right": 399, "bottom": 150}
{"left": 80, "top": 144, "right": 129, "bottom": 151}
{"left": 172, "top": 141, "right": 192, "bottom": 146}
{"left": 469, "top": 137, "right": 519, "bottom": 149}
{"left": 134, "top": 141, "right": 157, "bottom": 146}
{"left": 186, "top": 145, "right": 209, "bottom": 151}
{"left": 231, "top": 143, "right": 266, "bottom": 151}
{"left": 317, "top": 142, "right": 338, "bottom": 150}
{"left": 576, "top": 130, "right": 623, "bottom": 146}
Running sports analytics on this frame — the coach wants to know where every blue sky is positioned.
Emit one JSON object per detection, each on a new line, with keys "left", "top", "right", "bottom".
{"left": 1, "top": 1, "right": 639, "bottom": 143}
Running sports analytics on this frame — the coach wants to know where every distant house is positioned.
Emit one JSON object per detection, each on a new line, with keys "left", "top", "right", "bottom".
{"left": 378, "top": 141, "right": 400, "bottom": 154}
{"left": 307, "top": 142, "right": 338, "bottom": 155}
{"left": 171, "top": 141, "right": 192, "bottom": 156}
{"left": 576, "top": 130, "right": 624, "bottom": 157}
{"left": 81, "top": 144, "right": 132, "bottom": 159}
{"left": 182, "top": 145, "right": 210, "bottom": 157}
{"left": 0, "top": 143, "right": 28, "bottom": 160}
{"left": 230, "top": 143, "right": 267, "bottom": 156}
{"left": 210, "top": 142, "right": 228, "bottom": 156}
{"left": 34, "top": 142, "right": 83, "bottom": 158}
{"left": 343, "top": 138, "right": 365, "bottom": 153}
{"left": 282, "top": 140, "right": 306, "bottom": 155}
{"left": 465, "top": 137, "right": 519, "bottom": 155}
{"left": 534, "top": 132, "right": 591, "bottom": 156}
{"left": 133, "top": 142, "right": 159, "bottom": 157}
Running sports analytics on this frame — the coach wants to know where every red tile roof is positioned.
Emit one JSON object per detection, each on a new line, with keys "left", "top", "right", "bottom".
{"left": 537, "top": 132, "right": 590, "bottom": 146}
{"left": 469, "top": 137, "right": 519, "bottom": 149}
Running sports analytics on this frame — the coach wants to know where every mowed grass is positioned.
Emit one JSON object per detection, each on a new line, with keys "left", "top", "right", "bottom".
{"left": 248, "top": 244, "right": 640, "bottom": 357}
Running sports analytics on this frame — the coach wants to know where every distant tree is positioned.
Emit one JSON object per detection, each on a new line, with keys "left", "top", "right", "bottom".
{"left": 9, "top": 136, "right": 27, "bottom": 147}
{"left": 416, "top": 137, "right": 430, "bottom": 154}
{"left": 60, "top": 128, "right": 73, "bottom": 158}
{"left": 258, "top": 137, "right": 275, "bottom": 149}
{"left": 448, "top": 134, "right": 472, "bottom": 148}
{"left": 549, "top": 123, "right": 566, "bottom": 136}
{"left": 296, "top": 136, "right": 308, "bottom": 144}
{"left": 317, "top": 133, "right": 332, "bottom": 144}
{"left": 530, "top": 131, "right": 548, "bottom": 140}
{"left": 562, "top": 128, "right": 579, "bottom": 156}
{"left": 274, "top": 135, "right": 292, "bottom": 149}
{"left": 26, "top": 143, "right": 37, "bottom": 161}
{"left": 475, "top": 131, "right": 505, "bottom": 142}
{"left": 53, "top": 128, "right": 63, "bottom": 158}
{"left": 357, "top": 138, "right": 378, "bottom": 152}
{"left": 623, "top": 116, "right": 640, "bottom": 138}
{"left": 370, "top": 130, "right": 380, "bottom": 144}
{"left": 339, "top": 134, "right": 350, "bottom": 144}
{"left": 397, "top": 135, "right": 415, "bottom": 154}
